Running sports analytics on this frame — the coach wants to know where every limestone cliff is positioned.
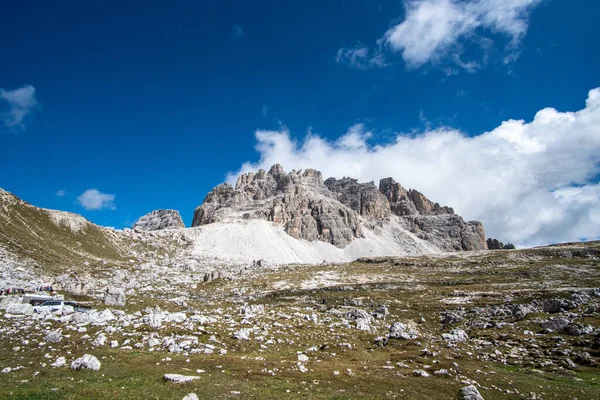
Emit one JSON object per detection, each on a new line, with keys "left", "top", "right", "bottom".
{"left": 192, "top": 165, "right": 487, "bottom": 251}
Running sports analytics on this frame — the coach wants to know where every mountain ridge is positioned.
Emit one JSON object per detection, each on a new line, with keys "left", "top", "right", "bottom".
{"left": 192, "top": 164, "right": 487, "bottom": 252}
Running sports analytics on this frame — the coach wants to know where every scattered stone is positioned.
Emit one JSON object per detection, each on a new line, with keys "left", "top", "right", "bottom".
{"left": 104, "top": 287, "right": 126, "bottom": 306}
{"left": 543, "top": 298, "right": 574, "bottom": 314}
{"left": 459, "top": 385, "right": 484, "bottom": 400}
{"left": 388, "top": 322, "right": 419, "bottom": 340}
{"left": 233, "top": 328, "right": 252, "bottom": 341}
{"left": 541, "top": 318, "right": 570, "bottom": 333}
{"left": 44, "top": 331, "right": 62, "bottom": 343}
{"left": 51, "top": 357, "right": 66, "bottom": 368}
{"left": 182, "top": 394, "right": 199, "bottom": 400}
{"left": 6, "top": 303, "right": 33, "bottom": 315}
{"left": 92, "top": 333, "right": 107, "bottom": 347}
{"left": 413, "top": 369, "right": 430, "bottom": 377}
{"left": 71, "top": 354, "right": 101, "bottom": 371}
{"left": 442, "top": 329, "right": 468, "bottom": 342}
{"left": 164, "top": 374, "right": 201, "bottom": 384}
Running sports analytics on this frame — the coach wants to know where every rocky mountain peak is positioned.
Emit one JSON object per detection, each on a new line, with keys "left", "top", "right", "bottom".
{"left": 132, "top": 210, "right": 185, "bottom": 232}
{"left": 193, "top": 165, "right": 487, "bottom": 252}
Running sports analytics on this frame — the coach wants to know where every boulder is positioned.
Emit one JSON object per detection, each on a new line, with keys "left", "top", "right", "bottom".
{"left": 51, "top": 357, "right": 66, "bottom": 368}
{"left": 543, "top": 298, "right": 575, "bottom": 314}
{"left": 233, "top": 328, "right": 252, "bottom": 341}
{"left": 44, "top": 330, "right": 63, "bottom": 343}
{"left": 388, "top": 322, "right": 419, "bottom": 340}
{"left": 183, "top": 394, "right": 199, "bottom": 400}
{"left": 442, "top": 329, "right": 469, "bottom": 342}
{"left": 103, "top": 287, "right": 126, "bottom": 307}
{"left": 0, "top": 296, "right": 21, "bottom": 310}
{"left": 6, "top": 303, "right": 33, "bottom": 315}
{"left": 92, "top": 333, "right": 107, "bottom": 346}
{"left": 459, "top": 385, "right": 484, "bottom": 400}
{"left": 541, "top": 317, "right": 570, "bottom": 332}
{"left": 71, "top": 354, "right": 101, "bottom": 371}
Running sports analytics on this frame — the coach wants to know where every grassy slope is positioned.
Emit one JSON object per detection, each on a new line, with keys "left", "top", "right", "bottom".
{"left": 0, "top": 189, "right": 147, "bottom": 274}
{"left": 1, "top": 244, "right": 599, "bottom": 399}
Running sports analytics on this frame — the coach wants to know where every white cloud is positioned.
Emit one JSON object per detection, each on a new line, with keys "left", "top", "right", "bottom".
{"left": 383, "top": 0, "right": 542, "bottom": 69}
{"left": 0, "top": 84, "right": 38, "bottom": 128}
{"left": 228, "top": 88, "right": 600, "bottom": 247}
{"left": 56, "top": 190, "right": 66, "bottom": 197}
{"left": 77, "top": 189, "right": 116, "bottom": 211}
{"left": 335, "top": 43, "right": 388, "bottom": 70}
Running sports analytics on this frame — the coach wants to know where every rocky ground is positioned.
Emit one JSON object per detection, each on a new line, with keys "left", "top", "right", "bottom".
{"left": 1, "top": 242, "right": 599, "bottom": 399}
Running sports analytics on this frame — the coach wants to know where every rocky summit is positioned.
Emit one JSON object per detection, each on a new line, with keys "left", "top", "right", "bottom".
{"left": 193, "top": 164, "right": 486, "bottom": 251}
{"left": 132, "top": 209, "right": 185, "bottom": 232}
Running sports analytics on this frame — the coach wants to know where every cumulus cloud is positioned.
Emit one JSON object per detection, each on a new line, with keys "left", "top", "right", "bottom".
{"left": 0, "top": 84, "right": 38, "bottom": 128}
{"left": 77, "top": 189, "right": 116, "bottom": 211}
{"left": 56, "top": 190, "right": 66, "bottom": 197}
{"left": 337, "top": 0, "right": 542, "bottom": 71}
{"left": 229, "top": 88, "right": 600, "bottom": 247}
{"left": 384, "top": 0, "right": 542, "bottom": 68}
{"left": 335, "top": 44, "right": 388, "bottom": 70}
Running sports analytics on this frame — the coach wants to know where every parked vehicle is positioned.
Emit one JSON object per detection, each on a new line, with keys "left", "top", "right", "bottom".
{"left": 33, "top": 300, "right": 90, "bottom": 313}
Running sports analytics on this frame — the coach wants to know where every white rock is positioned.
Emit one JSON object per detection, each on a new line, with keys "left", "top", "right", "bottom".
{"left": 298, "top": 354, "right": 309, "bottom": 362}
{"left": 233, "top": 328, "right": 252, "bottom": 341}
{"left": 442, "top": 329, "right": 469, "bottom": 343}
{"left": 71, "top": 354, "right": 101, "bottom": 371}
{"left": 45, "top": 331, "right": 63, "bottom": 343}
{"left": 164, "top": 374, "right": 200, "bottom": 384}
{"left": 104, "top": 287, "right": 126, "bottom": 307}
{"left": 413, "top": 369, "right": 430, "bottom": 377}
{"left": 92, "top": 334, "right": 107, "bottom": 347}
{"left": 182, "top": 394, "right": 199, "bottom": 400}
{"left": 51, "top": 357, "right": 66, "bottom": 368}
{"left": 459, "top": 385, "right": 484, "bottom": 400}
{"left": 6, "top": 303, "right": 33, "bottom": 315}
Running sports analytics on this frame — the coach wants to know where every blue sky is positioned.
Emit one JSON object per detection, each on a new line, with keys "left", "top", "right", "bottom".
{"left": 1, "top": 0, "right": 599, "bottom": 246}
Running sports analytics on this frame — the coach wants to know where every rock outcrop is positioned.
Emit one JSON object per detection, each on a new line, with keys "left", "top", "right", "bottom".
{"left": 192, "top": 164, "right": 487, "bottom": 252}
{"left": 133, "top": 210, "right": 184, "bottom": 232}
{"left": 193, "top": 165, "right": 363, "bottom": 247}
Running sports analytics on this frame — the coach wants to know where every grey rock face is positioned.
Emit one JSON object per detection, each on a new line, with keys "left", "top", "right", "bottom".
{"left": 379, "top": 177, "right": 486, "bottom": 251}
{"left": 192, "top": 164, "right": 487, "bottom": 251}
{"left": 324, "top": 177, "right": 390, "bottom": 220}
{"left": 193, "top": 165, "right": 363, "bottom": 248}
{"left": 459, "top": 385, "right": 484, "bottom": 400}
{"left": 133, "top": 210, "right": 184, "bottom": 231}
{"left": 103, "top": 287, "right": 126, "bottom": 307}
